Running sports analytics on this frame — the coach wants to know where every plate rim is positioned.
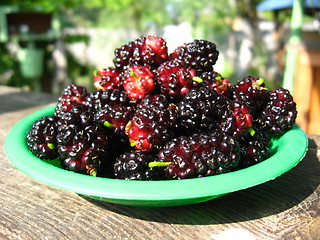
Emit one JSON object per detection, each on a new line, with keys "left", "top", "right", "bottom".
{"left": 4, "top": 105, "right": 308, "bottom": 204}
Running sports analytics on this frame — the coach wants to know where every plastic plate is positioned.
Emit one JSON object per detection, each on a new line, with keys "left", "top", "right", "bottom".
{"left": 4, "top": 105, "right": 308, "bottom": 207}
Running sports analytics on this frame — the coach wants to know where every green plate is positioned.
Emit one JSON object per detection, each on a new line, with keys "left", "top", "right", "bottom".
{"left": 4, "top": 105, "right": 308, "bottom": 207}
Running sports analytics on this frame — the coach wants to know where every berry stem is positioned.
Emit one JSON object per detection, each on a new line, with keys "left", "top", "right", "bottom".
{"left": 130, "top": 140, "right": 137, "bottom": 147}
{"left": 248, "top": 128, "right": 256, "bottom": 136}
{"left": 192, "top": 77, "right": 203, "bottom": 83}
{"left": 89, "top": 169, "right": 97, "bottom": 177}
{"left": 47, "top": 143, "right": 55, "bottom": 150}
{"left": 103, "top": 120, "right": 115, "bottom": 129}
{"left": 93, "top": 70, "right": 102, "bottom": 77}
{"left": 257, "top": 77, "right": 265, "bottom": 86}
{"left": 148, "top": 162, "right": 172, "bottom": 168}
{"left": 129, "top": 70, "right": 138, "bottom": 78}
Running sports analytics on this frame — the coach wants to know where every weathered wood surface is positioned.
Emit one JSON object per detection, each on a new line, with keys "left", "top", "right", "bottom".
{"left": 1, "top": 86, "right": 320, "bottom": 240}
{"left": 294, "top": 49, "right": 320, "bottom": 136}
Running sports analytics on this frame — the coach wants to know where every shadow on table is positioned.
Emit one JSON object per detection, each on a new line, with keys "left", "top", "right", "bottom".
{"left": 83, "top": 138, "right": 320, "bottom": 225}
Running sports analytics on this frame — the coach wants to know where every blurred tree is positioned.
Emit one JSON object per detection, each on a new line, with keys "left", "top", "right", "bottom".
{"left": 235, "top": 0, "right": 263, "bottom": 42}
{"left": 1, "top": 0, "right": 276, "bottom": 90}
{"left": 95, "top": 0, "right": 168, "bottom": 33}
{"left": 0, "top": 0, "right": 269, "bottom": 44}
{"left": 1, "top": 0, "right": 245, "bottom": 37}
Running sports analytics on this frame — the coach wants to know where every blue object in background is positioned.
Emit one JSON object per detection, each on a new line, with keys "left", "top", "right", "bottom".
{"left": 257, "top": 0, "right": 320, "bottom": 11}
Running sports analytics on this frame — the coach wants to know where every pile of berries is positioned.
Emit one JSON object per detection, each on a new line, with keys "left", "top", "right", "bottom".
{"left": 26, "top": 36, "right": 297, "bottom": 180}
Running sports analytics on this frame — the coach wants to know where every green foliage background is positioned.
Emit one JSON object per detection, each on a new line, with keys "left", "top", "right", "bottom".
{"left": 0, "top": 0, "right": 274, "bottom": 93}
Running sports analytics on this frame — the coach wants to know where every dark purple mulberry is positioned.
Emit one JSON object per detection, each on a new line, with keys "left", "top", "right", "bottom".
{"left": 258, "top": 88, "right": 297, "bottom": 136}
{"left": 125, "top": 94, "right": 178, "bottom": 152}
{"left": 169, "top": 39, "right": 219, "bottom": 74}
{"left": 177, "top": 86, "right": 229, "bottom": 133}
{"left": 232, "top": 76, "right": 268, "bottom": 118}
{"left": 114, "top": 151, "right": 165, "bottom": 180}
{"left": 238, "top": 126, "right": 271, "bottom": 168}
{"left": 113, "top": 36, "right": 168, "bottom": 70}
{"left": 158, "top": 132, "right": 241, "bottom": 179}
{"left": 26, "top": 116, "right": 60, "bottom": 159}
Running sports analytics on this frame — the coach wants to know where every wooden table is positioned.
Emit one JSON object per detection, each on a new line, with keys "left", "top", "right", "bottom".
{"left": 1, "top": 85, "right": 320, "bottom": 240}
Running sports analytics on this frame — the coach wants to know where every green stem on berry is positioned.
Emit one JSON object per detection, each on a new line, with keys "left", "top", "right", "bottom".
{"left": 257, "top": 77, "right": 265, "bottom": 86}
{"left": 148, "top": 162, "right": 172, "bottom": 168}
{"left": 103, "top": 120, "right": 115, "bottom": 129}
{"left": 129, "top": 70, "right": 138, "bottom": 78}
{"left": 130, "top": 140, "right": 136, "bottom": 147}
{"left": 192, "top": 77, "right": 203, "bottom": 83}
{"left": 93, "top": 70, "right": 102, "bottom": 77}
{"left": 215, "top": 76, "right": 222, "bottom": 81}
{"left": 248, "top": 128, "right": 256, "bottom": 136}
{"left": 47, "top": 143, "right": 55, "bottom": 150}
{"left": 90, "top": 169, "right": 97, "bottom": 177}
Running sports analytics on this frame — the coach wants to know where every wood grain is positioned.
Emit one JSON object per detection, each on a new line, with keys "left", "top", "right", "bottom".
{"left": 294, "top": 49, "right": 320, "bottom": 136}
{"left": 1, "top": 86, "right": 320, "bottom": 240}
{"left": 308, "top": 67, "right": 320, "bottom": 135}
{"left": 294, "top": 50, "right": 313, "bottom": 133}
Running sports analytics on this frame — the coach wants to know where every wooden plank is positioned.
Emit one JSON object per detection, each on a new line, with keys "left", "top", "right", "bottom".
{"left": 1, "top": 86, "right": 320, "bottom": 239}
{"left": 293, "top": 49, "right": 320, "bottom": 135}
{"left": 294, "top": 51, "right": 313, "bottom": 132}
{"left": 298, "top": 49, "right": 320, "bottom": 67}
{"left": 307, "top": 67, "right": 320, "bottom": 135}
